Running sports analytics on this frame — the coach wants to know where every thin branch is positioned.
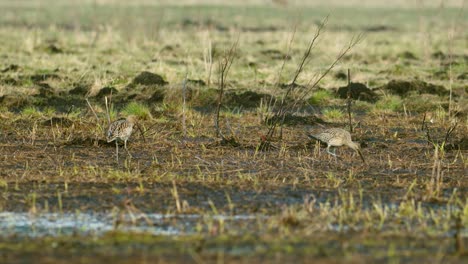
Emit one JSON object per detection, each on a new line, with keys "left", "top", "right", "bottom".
{"left": 346, "top": 68, "right": 353, "bottom": 132}
{"left": 214, "top": 37, "right": 239, "bottom": 140}
{"left": 295, "top": 33, "right": 364, "bottom": 104}
{"left": 182, "top": 68, "right": 188, "bottom": 139}
{"left": 274, "top": 24, "right": 297, "bottom": 88}
{"left": 105, "top": 96, "right": 111, "bottom": 126}
{"left": 263, "top": 16, "right": 329, "bottom": 145}
{"left": 261, "top": 20, "right": 364, "bottom": 148}
{"left": 86, "top": 98, "right": 100, "bottom": 125}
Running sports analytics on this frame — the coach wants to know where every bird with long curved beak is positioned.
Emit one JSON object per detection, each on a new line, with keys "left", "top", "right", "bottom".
{"left": 107, "top": 115, "right": 145, "bottom": 161}
{"left": 308, "top": 128, "right": 365, "bottom": 163}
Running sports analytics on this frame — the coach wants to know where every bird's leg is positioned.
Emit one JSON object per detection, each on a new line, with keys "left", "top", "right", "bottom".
{"left": 115, "top": 141, "right": 119, "bottom": 162}
{"left": 326, "top": 145, "right": 337, "bottom": 157}
{"left": 124, "top": 140, "right": 132, "bottom": 158}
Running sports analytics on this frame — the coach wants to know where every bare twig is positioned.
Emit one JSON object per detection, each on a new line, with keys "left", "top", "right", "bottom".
{"left": 274, "top": 24, "right": 297, "bottom": 88}
{"left": 295, "top": 33, "right": 364, "bottom": 104}
{"left": 423, "top": 116, "right": 457, "bottom": 147}
{"left": 261, "top": 17, "right": 363, "bottom": 149}
{"left": 105, "top": 96, "right": 111, "bottom": 126}
{"left": 346, "top": 68, "right": 353, "bottom": 132}
{"left": 262, "top": 16, "right": 329, "bottom": 146}
{"left": 85, "top": 98, "right": 101, "bottom": 131}
{"left": 214, "top": 38, "right": 239, "bottom": 140}
{"left": 443, "top": 122, "right": 457, "bottom": 145}
{"left": 182, "top": 69, "right": 188, "bottom": 139}
{"left": 205, "top": 38, "right": 213, "bottom": 86}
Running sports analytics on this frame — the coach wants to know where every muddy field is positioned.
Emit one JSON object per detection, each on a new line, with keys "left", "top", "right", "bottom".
{"left": 0, "top": 0, "right": 467, "bottom": 263}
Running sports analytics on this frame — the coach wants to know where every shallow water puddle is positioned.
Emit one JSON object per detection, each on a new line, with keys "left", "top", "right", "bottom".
{"left": 0, "top": 212, "right": 260, "bottom": 238}
{"left": 1, "top": 183, "right": 465, "bottom": 239}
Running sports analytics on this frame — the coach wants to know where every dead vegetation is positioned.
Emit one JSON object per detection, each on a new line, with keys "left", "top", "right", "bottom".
{"left": 0, "top": 1, "right": 467, "bottom": 263}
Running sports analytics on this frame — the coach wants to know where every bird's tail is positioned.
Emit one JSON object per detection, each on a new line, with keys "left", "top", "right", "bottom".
{"left": 308, "top": 134, "right": 318, "bottom": 141}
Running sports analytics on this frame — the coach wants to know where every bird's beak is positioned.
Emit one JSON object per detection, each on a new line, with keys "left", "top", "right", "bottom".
{"left": 136, "top": 123, "right": 146, "bottom": 142}
{"left": 357, "top": 148, "right": 366, "bottom": 163}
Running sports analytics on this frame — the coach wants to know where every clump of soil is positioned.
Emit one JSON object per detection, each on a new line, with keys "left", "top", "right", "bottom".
{"left": 266, "top": 113, "right": 324, "bottom": 126}
{"left": 29, "top": 73, "right": 61, "bottom": 83}
{"left": 35, "top": 83, "right": 55, "bottom": 97}
{"left": 128, "top": 71, "right": 168, "bottom": 87}
{"left": 279, "top": 82, "right": 306, "bottom": 90}
{"left": 363, "top": 25, "right": 397, "bottom": 32}
{"left": 241, "top": 25, "right": 281, "bottom": 32}
{"left": 69, "top": 84, "right": 90, "bottom": 96}
{"left": 42, "top": 117, "right": 73, "bottom": 127}
{"left": 336, "top": 82, "right": 378, "bottom": 102}
{"left": 1, "top": 64, "right": 20, "bottom": 72}
{"left": 431, "top": 51, "right": 446, "bottom": 60}
{"left": 65, "top": 137, "right": 107, "bottom": 147}
{"left": 398, "top": 51, "right": 418, "bottom": 60}
{"left": 334, "top": 72, "right": 348, "bottom": 80}
{"left": 456, "top": 137, "right": 468, "bottom": 150}
{"left": 147, "top": 87, "right": 167, "bottom": 103}
{"left": 1, "top": 77, "right": 19, "bottom": 85}
{"left": 191, "top": 88, "right": 219, "bottom": 106}
{"left": 181, "top": 18, "right": 228, "bottom": 31}
{"left": 0, "top": 94, "right": 31, "bottom": 109}
{"left": 261, "top": 49, "right": 291, "bottom": 60}
{"left": 224, "top": 90, "right": 273, "bottom": 108}
{"left": 45, "top": 44, "right": 63, "bottom": 54}
{"left": 381, "top": 79, "right": 449, "bottom": 96}
{"left": 187, "top": 79, "right": 206, "bottom": 86}
{"left": 457, "top": 72, "right": 467, "bottom": 80}
{"left": 95, "top": 86, "right": 118, "bottom": 99}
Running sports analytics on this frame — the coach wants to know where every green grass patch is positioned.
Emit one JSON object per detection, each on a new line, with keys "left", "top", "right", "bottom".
{"left": 375, "top": 95, "right": 403, "bottom": 112}
{"left": 322, "top": 108, "right": 344, "bottom": 121}
{"left": 308, "top": 89, "right": 335, "bottom": 106}
{"left": 21, "top": 106, "right": 42, "bottom": 118}
{"left": 121, "top": 102, "right": 152, "bottom": 120}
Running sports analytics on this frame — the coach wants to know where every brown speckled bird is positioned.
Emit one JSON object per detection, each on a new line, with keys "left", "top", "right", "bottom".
{"left": 308, "top": 128, "right": 365, "bottom": 163}
{"left": 107, "top": 115, "right": 138, "bottom": 159}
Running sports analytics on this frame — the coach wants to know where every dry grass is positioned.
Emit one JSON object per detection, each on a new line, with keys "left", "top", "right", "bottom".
{"left": 0, "top": 1, "right": 467, "bottom": 263}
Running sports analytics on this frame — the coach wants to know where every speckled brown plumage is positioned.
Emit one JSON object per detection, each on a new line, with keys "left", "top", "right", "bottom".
{"left": 107, "top": 115, "right": 137, "bottom": 159}
{"left": 308, "top": 128, "right": 365, "bottom": 163}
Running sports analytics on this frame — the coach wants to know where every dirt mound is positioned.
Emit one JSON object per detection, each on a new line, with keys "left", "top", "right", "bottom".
{"left": 1, "top": 64, "right": 20, "bottom": 72}
{"left": 336, "top": 82, "right": 378, "bottom": 102}
{"left": 241, "top": 25, "right": 281, "bottom": 32}
{"left": 398, "top": 51, "right": 418, "bottom": 60}
{"left": 147, "top": 87, "right": 167, "bottom": 103}
{"left": 65, "top": 137, "right": 107, "bottom": 147}
{"left": 42, "top": 117, "right": 73, "bottom": 127}
{"left": 35, "top": 82, "right": 55, "bottom": 97}
{"left": 457, "top": 72, "right": 467, "bottom": 80}
{"left": 279, "top": 82, "right": 306, "bottom": 90}
{"left": 45, "top": 44, "right": 63, "bottom": 54}
{"left": 29, "top": 73, "right": 61, "bottom": 83}
{"left": 334, "top": 72, "right": 347, "bottom": 80}
{"left": 225, "top": 90, "right": 273, "bottom": 108}
{"left": 363, "top": 25, "right": 397, "bottom": 32}
{"left": 1, "top": 77, "right": 19, "bottom": 85}
{"left": 69, "top": 84, "right": 90, "bottom": 96}
{"left": 95, "top": 86, "right": 118, "bottom": 99}
{"left": 381, "top": 80, "right": 448, "bottom": 96}
{"left": 266, "top": 114, "right": 324, "bottom": 126}
{"left": 187, "top": 79, "right": 206, "bottom": 86}
{"left": 129, "top": 71, "right": 168, "bottom": 87}
{"left": 444, "top": 137, "right": 468, "bottom": 151}
{"left": 0, "top": 94, "right": 31, "bottom": 109}
{"left": 261, "top": 49, "right": 291, "bottom": 60}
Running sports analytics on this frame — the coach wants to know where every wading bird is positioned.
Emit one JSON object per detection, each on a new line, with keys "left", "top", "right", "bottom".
{"left": 107, "top": 115, "right": 140, "bottom": 160}
{"left": 308, "top": 128, "right": 365, "bottom": 163}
